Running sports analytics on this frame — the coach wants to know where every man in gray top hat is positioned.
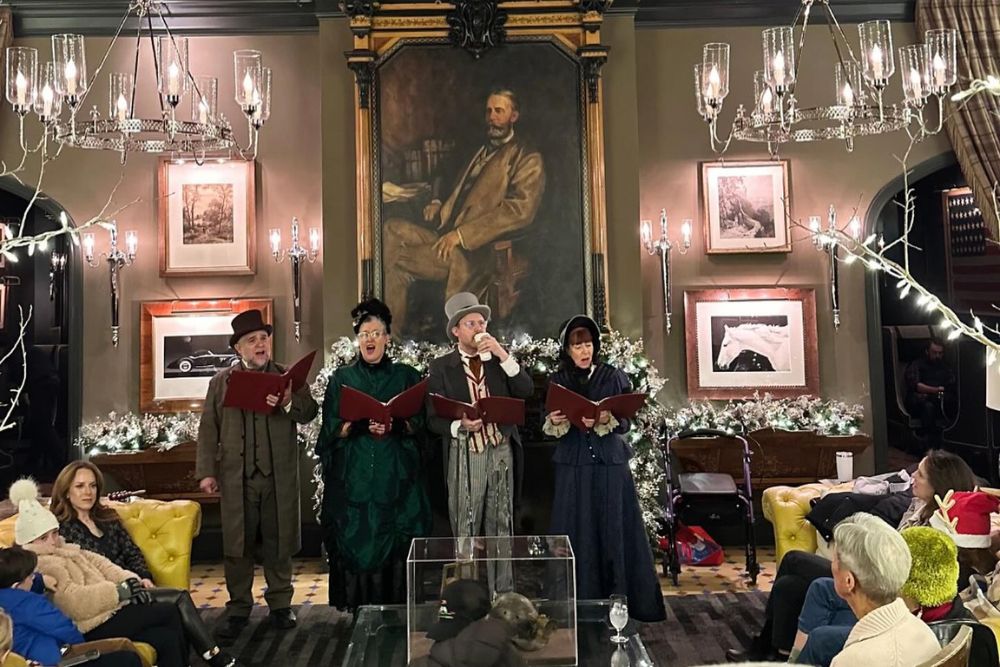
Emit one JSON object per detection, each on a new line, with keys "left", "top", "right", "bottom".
{"left": 426, "top": 292, "right": 534, "bottom": 544}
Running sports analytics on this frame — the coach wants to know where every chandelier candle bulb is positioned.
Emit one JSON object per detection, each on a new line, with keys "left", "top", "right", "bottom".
{"left": 707, "top": 66, "right": 721, "bottom": 100}
{"left": 115, "top": 94, "right": 127, "bottom": 122}
{"left": 932, "top": 54, "right": 946, "bottom": 88}
{"left": 167, "top": 63, "right": 180, "bottom": 97}
{"left": 910, "top": 68, "right": 923, "bottom": 99}
{"left": 41, "top": 85, "right": 53, "bottom": 117}
{"left": 761, "top": 86, "right": 773, "bottom": 114}
{"left": 64, "top": 61, "right": 77, "bottom": 96}
{"left": 242, "top": 72, "right": 254, "bottom": 106}
{"left": 871, "top": 45, "right": 884, "bottom": 80}
{"left": 15, "top": 72, "right": 27, "bottom": 107}
{"left": 773, "top": 52, "right": 786, "bottom": 87}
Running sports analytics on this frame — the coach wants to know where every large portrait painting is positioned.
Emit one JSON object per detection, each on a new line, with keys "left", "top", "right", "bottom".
{"left": 701, "top": 160, "right": 791, "bottom": 254}
{"left": 157, "top": 158, "right": 256, "bottom": 277}
{"left": 374, "top": 43, "right": 587, "bottom": 341}
{"left": 684, "top": 288, "right": 818, "bottom": 399}
{"left": 140, "top": 298, "right": 272, "bottom": 413}
{"left": 347, "top": 0, "right": 612, "bottom": 343}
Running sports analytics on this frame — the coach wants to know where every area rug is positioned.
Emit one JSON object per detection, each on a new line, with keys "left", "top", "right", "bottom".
{"left": 197, "top": 591, "right": 767, "bottom": 666}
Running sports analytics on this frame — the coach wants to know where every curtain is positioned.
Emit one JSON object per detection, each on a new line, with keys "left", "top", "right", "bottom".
{"left": 917, "top": 0, "right": 1000, "bottom": 236}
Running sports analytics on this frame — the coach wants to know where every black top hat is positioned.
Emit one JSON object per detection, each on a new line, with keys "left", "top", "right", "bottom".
{"left": 229, "top": 309, "right": 273, "bottom": 348}
{"left": 426, "top": 579, "right": 492, "bottom": 642}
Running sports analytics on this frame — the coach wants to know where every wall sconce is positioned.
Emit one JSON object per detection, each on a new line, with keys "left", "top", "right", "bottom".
{"left": 82, "top": 222, "right": 137, "bottom": 347}
{"left": 809, "top": 205, "right": 861, "bottom": 329}
{"left": 269, "top": 216, "right": 320, "bottom": 342}
{"left": 641, "top": 208, "right": 692, "bottom": 335}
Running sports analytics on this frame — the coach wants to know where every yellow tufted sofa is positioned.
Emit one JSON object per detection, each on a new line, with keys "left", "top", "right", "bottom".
{"left": 0, "top": 498, "right": 202, "bottom": 590}
{"left": 762, "top": 483, "right": 832, "bottom": 566}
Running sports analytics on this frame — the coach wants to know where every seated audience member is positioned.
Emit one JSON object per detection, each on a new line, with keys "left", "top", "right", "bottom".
{"left": 0, "top": 546, "right": 142, "bottom": 667}
{"left": 791, "top": 526, "right": 968, "bottom": 666}
{"left": 9, "top": 478, "right": 238, "bottom": 667}
{"left": 904, "top": 337, "right": 956, "bottom": 447}
{"left": 825, "top": 513, "right": 940, "bottom": 667}
{"left": 49, "top": 463, "right": 240, "bottom": 666}
{"left": 727, "top": 449, "right": 976, "bottom": 661}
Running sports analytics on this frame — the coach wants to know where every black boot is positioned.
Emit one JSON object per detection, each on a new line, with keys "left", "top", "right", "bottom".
{"left": 207, "top": 649, "right": 242, "bottom": 667}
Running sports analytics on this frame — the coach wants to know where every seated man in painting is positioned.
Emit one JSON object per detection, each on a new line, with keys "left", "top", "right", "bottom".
{"left": 383, "top": 88, "right": 546, "bottom": 335}
{"left": 904, "top": 337, "right": 956, "bottom": 448}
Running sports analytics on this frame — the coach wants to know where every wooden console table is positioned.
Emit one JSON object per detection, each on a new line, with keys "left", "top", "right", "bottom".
{"left": 671, "top": 429, "right": 871, "bottom": 489}
{"left": 91, "top": 441, "right": 219, "bottom": 502}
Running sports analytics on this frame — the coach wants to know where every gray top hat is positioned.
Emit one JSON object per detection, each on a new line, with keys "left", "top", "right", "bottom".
{"left": 445, "top": 292, "right": 491, "bottom": 339}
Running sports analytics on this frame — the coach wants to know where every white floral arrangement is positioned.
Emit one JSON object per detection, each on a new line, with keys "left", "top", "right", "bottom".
{"left": 663, "top": 393, "right": 865, "bottom": 438}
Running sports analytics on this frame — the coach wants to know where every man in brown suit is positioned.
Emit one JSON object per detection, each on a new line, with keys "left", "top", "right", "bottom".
{"left": 196, "top": 310, "right": 318, "bottom": 643}
{"left": 384, "top": 88, "right": 546, "bottom": 334}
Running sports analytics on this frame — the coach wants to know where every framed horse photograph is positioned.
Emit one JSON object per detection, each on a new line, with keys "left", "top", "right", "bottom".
{"left": 684, "top": 288, "right": 819, "bottom": 399}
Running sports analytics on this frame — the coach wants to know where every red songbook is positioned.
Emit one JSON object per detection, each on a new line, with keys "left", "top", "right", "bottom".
{"left": 430, "top": 394, "right": 526, "bottom": 426}
{"left": 222, "top": 350, "right": 317, "bottom": 414}
{"left": 544, "top": 382, "right": 646, "bottom": 431}
{"left": 338, "top": 379, "right": 429, "bottom": 426}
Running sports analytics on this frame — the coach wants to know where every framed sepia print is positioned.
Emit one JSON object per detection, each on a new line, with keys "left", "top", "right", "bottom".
{"left": 158, "top": 158, "right": 256, "bottom": 277}
{"left": 684, "top": 288, "right": 818, "bottom": 399}
{"left": 140, "top": 298, "right": 272, "bottom": 413}
{"left": 701, "top": 160, "right": 791, "bottom": 254}
{"left": 346, "top": 0, "right": 613, "bottom": 342}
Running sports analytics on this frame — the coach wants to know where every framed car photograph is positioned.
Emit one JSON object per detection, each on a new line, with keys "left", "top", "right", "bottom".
{"left": 140, "top": 298, "right": 272, "bottom": 413}
{"left": 701, "top": 160, "right": 791, "bottom": 254}
{"left": 684, "top": 288, "right": 819, "bottom": 399}
{"left": 157, "top": 158, "right": 257, "bottom": 276}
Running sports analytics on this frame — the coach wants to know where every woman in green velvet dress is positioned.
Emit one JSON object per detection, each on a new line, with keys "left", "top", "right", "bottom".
{"left": 316, "top": 298, "right": 431, "bottom": 611}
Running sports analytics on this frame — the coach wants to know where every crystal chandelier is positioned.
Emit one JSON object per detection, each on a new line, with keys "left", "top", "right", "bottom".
{"left": 4, "top": 0, "right": 272, "bottom": 162}
{"left": 695, "top": 0, "right": 958, "bottom": 156}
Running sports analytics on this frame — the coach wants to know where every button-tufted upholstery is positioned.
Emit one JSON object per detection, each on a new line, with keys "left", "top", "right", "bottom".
{"left": 0, "top": 498, "right": 201, "bottom": 590}
{"left": 762, "top": 483, "right": 828, "bottom": 566}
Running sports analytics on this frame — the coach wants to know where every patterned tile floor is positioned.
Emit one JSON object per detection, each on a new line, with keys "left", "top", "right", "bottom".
{"left": 187, "top": 548, "right": 777, "bottom": 609}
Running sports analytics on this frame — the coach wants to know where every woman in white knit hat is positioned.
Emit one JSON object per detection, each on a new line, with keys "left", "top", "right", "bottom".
{"left": 9, "top": 478, "right": 239, "bottom": 667}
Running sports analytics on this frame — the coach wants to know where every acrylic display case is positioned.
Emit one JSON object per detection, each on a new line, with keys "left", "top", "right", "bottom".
{"left": 406, "top": 535, "right": 578, "bottom": 665}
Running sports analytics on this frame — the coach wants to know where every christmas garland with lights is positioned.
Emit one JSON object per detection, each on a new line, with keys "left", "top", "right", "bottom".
{"left": 77, "top": 332, "right": 864, "bottom": 546}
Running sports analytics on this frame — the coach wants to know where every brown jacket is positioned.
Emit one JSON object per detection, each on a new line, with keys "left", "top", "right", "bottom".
{"left": 438, "top": 136, "right": 545, "bottom": 252}
{"left": 25, "top": 541, "right": 136, "bottom": 633}
{"left": 196, "top": 362, "right": 318, "bottom": 559}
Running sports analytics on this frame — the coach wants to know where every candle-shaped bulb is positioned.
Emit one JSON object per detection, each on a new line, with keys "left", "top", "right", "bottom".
{"left": 909, "top": 68, "right": 923, "bottom": 99}
{"left": 849, "top": 217, "right": 862, "bottom": 240}
{"left": 115, "top": 93, "right": 128, "bottom": 122}
{"left": 242, "top": 71, "right": 254, "bottom": 105}
{"left": 309, "top": 228, "right": 320, "bottom": 253}
{"left": 932, "top": 53, "right": 946, "bottom": 88}
{"left": 82, "top": 232, "right": 95, "bottom": 261}
{"left": 871, "top": 44, "right": 884, "bottom": 80}
{"left": 640, "top": 220, "right": 652, "bottom": 246}
{"left": 842, "top": 82, "right": 854, "bottom": 107}
{"left": 198, "top": 99, "right": 209, "bottom": 124}
{"left": 64, "top": 60, "right": 78, "bottom": 96}
{"left": 41, "top": 84, "right": 53, "bottom": 117}
{"left": 809, "top": 216, "right": 822, "bottom": 234}
{"left": 761, "top": 87, "right": 773, "bottom": 114}
{"left": 707, "top": 65, "right": 721, "bottom": 100}
{"left": 681, "top": 219, "right": 692, "bottom": 247}
{"left": 15, "top": 72, "right": 27, "bottom": 107}
{"left": 269, "top": 228, "right": 281, "bottom": 255}
{"left": 167, "top": 62, "right": 180, "bottom": 96}
{"left": 125, "top": 230, "right": 138, "bottom": 257}
{"left": 773, "top": 51, "right": 786, "bottom": 87}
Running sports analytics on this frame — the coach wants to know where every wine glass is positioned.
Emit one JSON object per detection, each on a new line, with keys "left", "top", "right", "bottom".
{"left": 609, "top": 594, "right": 629, "bottom": 644}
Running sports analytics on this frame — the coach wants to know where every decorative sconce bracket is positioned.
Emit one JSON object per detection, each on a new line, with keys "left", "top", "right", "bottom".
{"left": 346, "top": 50, "right": 376, "bottom": 109}
{"left": 578, "top": 45, "right": 609, "bottom": 103}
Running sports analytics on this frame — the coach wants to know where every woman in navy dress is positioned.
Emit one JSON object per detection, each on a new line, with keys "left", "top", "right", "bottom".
{"left": 544, "top": 315, "right": 665, "bottom": 622}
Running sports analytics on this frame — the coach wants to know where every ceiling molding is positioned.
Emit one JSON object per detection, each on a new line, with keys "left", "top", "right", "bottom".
{"left": 7, "top": 1, "right": 319, "bottom": 36}
{"left": 5, "top": 0, "right": 916, "bottom": 36}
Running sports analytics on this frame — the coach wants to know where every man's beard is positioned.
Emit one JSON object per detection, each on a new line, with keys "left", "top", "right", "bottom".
{"left": 487, "top": 123, "right": 512, "bottom": 141}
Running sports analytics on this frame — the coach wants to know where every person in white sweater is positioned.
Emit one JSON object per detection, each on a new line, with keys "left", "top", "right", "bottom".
{"left": 828, "top": 513, "right": 940, "bottom": 667}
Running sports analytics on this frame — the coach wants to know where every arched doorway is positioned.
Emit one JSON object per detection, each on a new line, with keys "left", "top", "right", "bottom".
{"left": 0, "top": 176, "right": 83, "bottom": 486}
{"left": 863, "top": 153, "right": 999, "bottom": 483}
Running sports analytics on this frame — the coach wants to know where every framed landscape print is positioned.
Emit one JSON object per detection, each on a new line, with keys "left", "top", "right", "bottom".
{"left": 158, "top": 158, "right": 256, "bottom": 276}
{"left": 701, "top": 160, "right": 791, "bottom": 254}
{"left": 684, "top": 288, "right": 818, "bottom": 399}
{"left": 140, "top": 298, "right": 272, "bottom": 413}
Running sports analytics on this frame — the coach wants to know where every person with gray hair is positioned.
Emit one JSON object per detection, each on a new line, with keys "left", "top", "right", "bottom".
{"left": 828, "top": 513, "right": 940, "bottom": 667}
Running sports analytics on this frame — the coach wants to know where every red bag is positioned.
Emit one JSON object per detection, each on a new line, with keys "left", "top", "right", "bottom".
{"left": 659, "top": 523, "right": 725, "bottom": 566}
